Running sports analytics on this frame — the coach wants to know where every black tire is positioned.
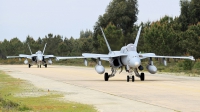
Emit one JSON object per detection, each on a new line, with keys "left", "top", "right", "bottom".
{"left": 104, "top": 72, "right": 109, "bottom": 81}
{"left": 138, "top": 65, "right": 144, "bottom": 71}
{"left": 140, "top": 73, "right": 145, "bottom": 81}
{"left": 29, "top": 64, "right": 31, "bottom": 68}
{"left": 45, "top": 64, "right": 47, "bottom": 68}
{"left": 132, "top": 76, "right": 135, "bottom": 82}
{"left": 127, "top": 76, "right": 130, "bottom": 82}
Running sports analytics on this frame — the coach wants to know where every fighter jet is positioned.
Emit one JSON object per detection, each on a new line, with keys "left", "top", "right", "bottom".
{"left": 7, "top": 43, "right": 55, "bottom": 68}
{"left": 57, "top": 26, "right": 195, "bottom": 82}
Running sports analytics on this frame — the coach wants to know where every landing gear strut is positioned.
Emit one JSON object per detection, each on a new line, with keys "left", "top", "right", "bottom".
{"left": 104, "top": 67, "right": 117, "bottom": 81}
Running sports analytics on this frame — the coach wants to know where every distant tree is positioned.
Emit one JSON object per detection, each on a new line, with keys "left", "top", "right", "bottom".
{"left": 189, "top": 0, "right": 200, "bottom": 24}
{"left": 80, "top": 29, "right": 93, "bottom": 38}
{"left": 181, "top": 23, "right": 200, "bottom": 58}
{"left": 179, "top": 0, "right": 191, "bottom": 31}
{"left": 97, "top": 23, "right": 123, "bottom": 53}
{"left": 58, "top": 42, "right": 67, "bottom": 56}
{"left": 143, "top": 16, "right": 181, "bottom": 56}
{"left": 93, "top": 0, "right": 138, "bottom": 52}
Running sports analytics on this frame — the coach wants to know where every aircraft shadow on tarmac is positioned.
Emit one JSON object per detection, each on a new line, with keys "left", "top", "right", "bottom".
{"left": 66, "top": 79, "right": 177, "bottom": 82}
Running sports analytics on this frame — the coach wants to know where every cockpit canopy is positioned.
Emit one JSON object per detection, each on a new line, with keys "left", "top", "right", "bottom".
{"left": 36, "top": 50, "right": 42, "bottom": 54}
{"left": 126, "top": 44, "right": 136, "bottom": 51}
{"left": 120, "top": 43, "right": 136, "bottom": 53}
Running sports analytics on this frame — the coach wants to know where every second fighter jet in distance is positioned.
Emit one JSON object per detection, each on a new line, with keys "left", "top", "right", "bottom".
{"left": 7, "top": 43, "right": 55, "bottom": 68}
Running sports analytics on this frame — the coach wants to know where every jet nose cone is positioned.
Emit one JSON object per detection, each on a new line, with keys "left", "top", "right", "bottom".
{"left": 129, "top": 58, "right": 141, "bottom": 68}
{"left": 37, "top": 57, "right": 43, "bottom": 61}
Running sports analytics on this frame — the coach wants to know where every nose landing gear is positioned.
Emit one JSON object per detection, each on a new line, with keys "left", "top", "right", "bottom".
{"left": 127, "top": 75, "right": 135, "bottom": 82}
{"left": 126, "top": 68, "right": 145, "bottom": 82}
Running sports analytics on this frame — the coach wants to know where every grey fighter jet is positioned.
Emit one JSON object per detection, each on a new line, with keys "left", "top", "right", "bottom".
{"left": 7, "top": 43, "right": 55, "bottom": 68}
{"left": 57, "top": 26, "right": 195, "bottom": 82}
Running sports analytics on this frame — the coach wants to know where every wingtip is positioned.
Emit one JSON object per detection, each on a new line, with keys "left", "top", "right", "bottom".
{"left": 190, "top": 56, "right": 195, "bottom": 61}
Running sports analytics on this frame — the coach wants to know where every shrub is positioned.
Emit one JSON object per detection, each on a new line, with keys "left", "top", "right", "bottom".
{"left": 183, "top": 60, "right": 193, "bottom": 70}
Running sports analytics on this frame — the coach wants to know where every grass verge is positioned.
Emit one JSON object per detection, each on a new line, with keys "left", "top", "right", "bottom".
{"left": 0, "top": 70, "right": 97, "bottom": 112}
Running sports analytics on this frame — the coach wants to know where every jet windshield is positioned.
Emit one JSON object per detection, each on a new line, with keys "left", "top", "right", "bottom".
{"left": 36, "top": 51, "right": 42, "bottom": 54}
{"left": 127, "top": 44, "right": 136, "bottom": 51}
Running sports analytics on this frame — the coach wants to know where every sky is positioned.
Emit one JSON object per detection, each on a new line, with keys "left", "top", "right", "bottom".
{"left": 0, "top": 0, "right": 180, "bottom": 41}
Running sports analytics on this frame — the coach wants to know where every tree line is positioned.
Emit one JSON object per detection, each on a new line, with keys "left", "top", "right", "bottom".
{"left": 0, "top": 0, "right": 200, "bottom": 60}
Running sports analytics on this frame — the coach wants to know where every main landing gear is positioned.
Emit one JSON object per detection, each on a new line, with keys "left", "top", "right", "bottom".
{"left": 104, "top": 67, "right": 117, "bottom": 81}
{"left": 28, "top": 64, "right": 31, "bottom": 68}
{"left": 104, "top": 73, "right": 109, "bottom": 81}
{"left": 44, "top": 64, "right": 47, "bottom": 68}
{"left": 104, "top": 67, "right": 145, "bottom": 82}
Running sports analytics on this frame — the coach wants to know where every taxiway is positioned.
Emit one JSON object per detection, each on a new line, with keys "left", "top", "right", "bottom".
{"left": 1, "top": 65, "right": 200, "bottom": 112}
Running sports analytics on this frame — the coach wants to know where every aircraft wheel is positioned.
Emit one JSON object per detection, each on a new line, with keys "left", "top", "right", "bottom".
{"left": 132, "top": 76, "right": 135, "bottom": 82}
{"left": 140, "top": 73, "right": 145, "bottom": 81}
{"left": 104, "top": 72, "right": 109, "bottom": 81}
{"left": 45, "top": 64, "right": 47, "bottom": 68}
{"left": 29, "top": 64, "right": 31, "bottom": 68}
{"left": 127, "top": 76, "right": 130, "bottom": 82}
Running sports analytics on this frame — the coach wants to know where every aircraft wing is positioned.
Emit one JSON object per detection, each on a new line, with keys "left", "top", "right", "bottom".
{"left": 56, "top": 56, "right": 110, "bottom": 61}
{"left": 7, "top": 56, "right": 21, "bottom": 58}
{"left": 139, "top": 53, "right": 156, "bottom": 59}
{"left": 139, "top": 53, "right": 195, "bottom": 61}
{"left": 57, "top": 56, "right": 85, "bottom": 60}
{"left": 82, "top": 53, "right": 127, "bottom": 58}
{"left": 82, "top": 53, "right": 110, "bottom": 61}
{"left": 44, "top": 55, "right": 55, "bottom": 59}
{"left": 56, "top": 53, "right": 127, "bottom": 61}
{"left": 7, "top": 54, "right": 32, "bottom": 59}
{"left": 150, "top": 55, "right": 195, "bottom": 60}
{"left": 82, "top": 53, "right": 127, "bottom": 61}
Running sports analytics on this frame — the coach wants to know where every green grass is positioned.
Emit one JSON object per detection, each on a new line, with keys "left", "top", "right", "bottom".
{"left": 0, "top": 70, "right": 97, "bottom": 112}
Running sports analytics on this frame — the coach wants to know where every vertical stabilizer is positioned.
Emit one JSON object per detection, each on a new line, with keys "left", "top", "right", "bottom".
{"left": 27, "top": 43, "right": 32, "bottom": 54}
{"left": 43, "top": 43, "right": 47, "bottom": 54}
{"left": 100, "top": 27, "right": 112, "bottom": 53}
{"left": 134, "top": 26, "right": 142, "bottom": 47}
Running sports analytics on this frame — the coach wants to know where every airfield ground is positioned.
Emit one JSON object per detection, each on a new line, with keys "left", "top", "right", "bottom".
{"left": 0, "top": 65, "right": 200, "bottom": 112}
